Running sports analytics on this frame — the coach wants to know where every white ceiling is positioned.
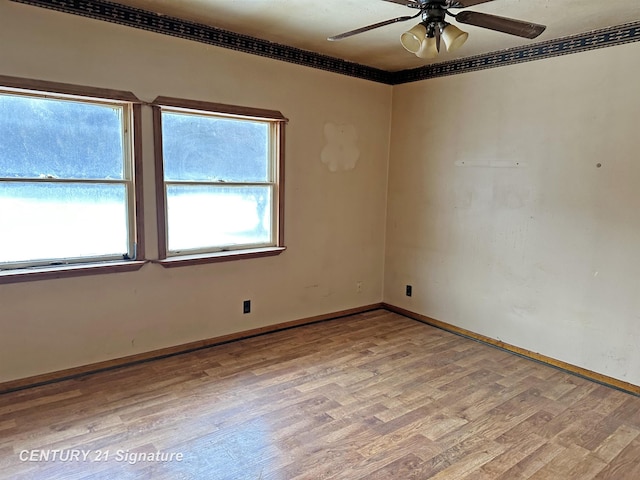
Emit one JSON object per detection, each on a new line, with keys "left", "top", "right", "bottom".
{"left": 116, "top": 0, "right": 640, "bottom": 71}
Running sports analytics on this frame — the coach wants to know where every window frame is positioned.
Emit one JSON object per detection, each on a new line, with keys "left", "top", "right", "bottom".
{"left": 0, "top": 75, "right": 145, "bottom": 284}
{"left": 152, "top": 96, "right": 287, "bottom": 267}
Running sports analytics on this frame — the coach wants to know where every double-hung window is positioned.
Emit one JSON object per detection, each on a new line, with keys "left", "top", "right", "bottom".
{"left": 0, "top": 78, "right": 143, "bottom": 280}
{"left": 153, "top": 97, "right": 287, "bottom": 266}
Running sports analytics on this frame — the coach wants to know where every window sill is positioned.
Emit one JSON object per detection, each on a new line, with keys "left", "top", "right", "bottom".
{"left": 156, "top": 246, "right": 286, "bottom": 268}
{"left": 0, "top": 260, "right": 147, "bottom": 285}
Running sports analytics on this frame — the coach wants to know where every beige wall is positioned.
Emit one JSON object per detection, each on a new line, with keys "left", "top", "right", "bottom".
{"left": 0, "top": 2, "right": 391, "bottom": 383}
{"left": 385, "top": 43, "right": 640, "bottom": 385}
{"left": 2, "top": 1, "right": 639, "bottom": 388}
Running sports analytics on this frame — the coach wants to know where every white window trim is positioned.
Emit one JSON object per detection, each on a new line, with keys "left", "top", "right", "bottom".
{"left": 0, "top": 75, "right": 145, "bottom": 283}
{"left": 152, "top": 97, "right": 287, "bottom": 267}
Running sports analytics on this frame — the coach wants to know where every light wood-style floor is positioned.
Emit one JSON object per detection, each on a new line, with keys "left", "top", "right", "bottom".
{"left": 1, "top": 310, "right": 640, "bottom": 479}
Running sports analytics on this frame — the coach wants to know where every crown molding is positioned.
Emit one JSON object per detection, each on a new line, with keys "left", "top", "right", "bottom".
{"left": 9, "top": 0, "right": 394, "bottom": 84}
{"left": 9, "top": 0, "right": 640, "bottom": 85}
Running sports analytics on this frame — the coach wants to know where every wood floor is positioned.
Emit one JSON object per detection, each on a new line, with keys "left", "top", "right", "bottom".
{"left": 1, "top": 310, "right": 640, "bottom": 479}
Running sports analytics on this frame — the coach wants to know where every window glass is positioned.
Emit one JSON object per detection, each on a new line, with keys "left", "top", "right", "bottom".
{"left": 158, "top": 103, "right": 283, "bottom": 258}
{"left": 0, "top": 94, "right": 124, "bottom": 180}
{"left": 166, "top": 185, "right": 272, "bottom": 252}
{"left": 161, "top": 112, "right": 269, "bottom": 183}
{"left": 0, "top": 89, "right": 135, "bottom": 269}
{"left": 0, "top": 183, "right": 128, "bottom": 264}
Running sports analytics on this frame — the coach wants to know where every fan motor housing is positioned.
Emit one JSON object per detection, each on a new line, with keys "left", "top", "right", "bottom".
{"left": 423, "top": 7, "right": 446, "bottom": 23}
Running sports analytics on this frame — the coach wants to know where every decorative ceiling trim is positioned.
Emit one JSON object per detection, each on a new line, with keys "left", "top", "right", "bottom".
{"left": 10, "top": 0, "right": 395, "bottom": 84}
{"left": 9, "top": 0, "right": 640, "bottom": 86}
{"left": 392, "top": 22, "right": 640, "bottom": 84}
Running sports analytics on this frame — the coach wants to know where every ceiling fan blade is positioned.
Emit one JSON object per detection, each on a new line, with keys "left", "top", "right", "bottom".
{"left": 455, "top": 11, "right": 546, "bottom": 39}
{"left": 328, "top": 14, "right": 419, "bottom": 41}
{"left": 447, "top": 0, "right": 495, "bottom": 7}
{"left": 381, "top": 0, "right": 421, "bottom": 8}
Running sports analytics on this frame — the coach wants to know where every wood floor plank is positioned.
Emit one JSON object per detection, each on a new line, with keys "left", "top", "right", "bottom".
{"left": 565, "top": 452, "right": 608, "bottom": 480}
{"left": 593, "top": 436, "right": 640, "bottom": 479}
{"left": 496, "top": 442, "right": 568, "bottom": 479}
{"left": 592, "top": 424, "right": 640, "bottom": 463}
{"left": 527, "top": 444, "right": 592, "bottom": 479}
{"left": 1, "top": 309, "right": 639, "bottom": 479}
{"left": 465, "top": 433, "right": 547, "bottom": 479}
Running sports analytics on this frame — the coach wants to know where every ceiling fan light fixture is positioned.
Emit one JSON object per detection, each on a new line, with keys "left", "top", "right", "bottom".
{"left": 441, "top": 24, "right": 469, "bottom": 52}
{"left": 416, "top": 36, "right": 438, "bottom": 59}
{"left": 400, "top": 23, "right": 427, "bottom": 53}
{"left": 328, "top": 1, "right": 546, "bottom": 62}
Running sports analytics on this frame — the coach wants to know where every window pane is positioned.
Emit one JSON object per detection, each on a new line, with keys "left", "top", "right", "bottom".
{"left": 0, "top": 182, "right": 129, "bottom": 264}
{"left": 0, "top": 94, "right": 124, "bottom": 180}
{"left": 166, "top": 185, "right": 272, "bottom": 252}
{"left": 161, "top": 112, "right": 269, "bottom": 183}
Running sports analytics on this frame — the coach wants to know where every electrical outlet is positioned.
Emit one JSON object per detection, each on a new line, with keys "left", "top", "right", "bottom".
{"left": 243, "top": 300, "right": 251, "bottom": 314}
{"left": 356, "top": 281, "right": 363, "bottom": 293}
{"left": 405, "top": 285, "right": 412, "bottom": 297}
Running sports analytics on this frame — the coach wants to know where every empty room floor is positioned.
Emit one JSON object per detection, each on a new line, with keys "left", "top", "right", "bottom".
{"left": 1, "top": 309, "right": 639, "bottom": 479}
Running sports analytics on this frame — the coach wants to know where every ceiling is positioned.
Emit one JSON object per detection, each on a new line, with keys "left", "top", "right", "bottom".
{"left": 115, "top": 0, "right": 640, "bottom": 72}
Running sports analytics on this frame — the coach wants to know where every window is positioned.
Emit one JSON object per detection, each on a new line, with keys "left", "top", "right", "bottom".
{"left": 0, "top": 77, "right": 143, "bottom": 281}
{"left": 153, "top": 97, "right": 287, "bottom": 266}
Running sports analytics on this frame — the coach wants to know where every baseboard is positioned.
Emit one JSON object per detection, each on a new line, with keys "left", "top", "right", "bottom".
{"left": 383, "top": 303, "right": 640, "bottom": 396}
{"left": 0, "top": 303, "right": 384, "bottom": 395}
{"left": 7, "top": 302, "right": 635, "bottom": 397}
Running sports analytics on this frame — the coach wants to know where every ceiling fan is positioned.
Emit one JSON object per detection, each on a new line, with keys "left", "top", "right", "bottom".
{"left": 328, "top": 0, "right": 546, "bottom": 59}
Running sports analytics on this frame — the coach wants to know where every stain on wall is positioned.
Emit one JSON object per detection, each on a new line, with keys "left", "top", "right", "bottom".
{"left": 321, "top": 122, "right": 360, "bottom": 172}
